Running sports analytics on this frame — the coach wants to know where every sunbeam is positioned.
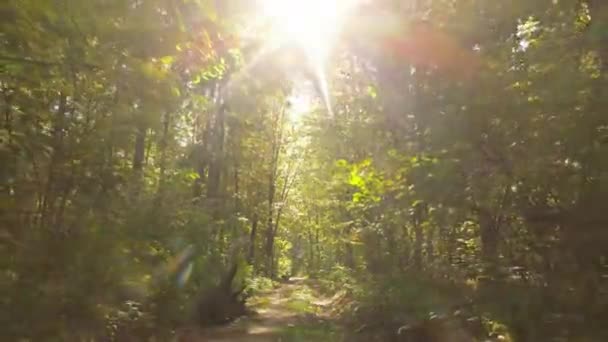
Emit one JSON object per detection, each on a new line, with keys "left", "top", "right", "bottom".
{"left": 256, "top": 0, "right": 358, "bottom": 115}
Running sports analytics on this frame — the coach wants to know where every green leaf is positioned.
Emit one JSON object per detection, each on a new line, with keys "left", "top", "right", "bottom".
{"left": 366, "top": 85, "right": 377, "bottom": 98}
{"left": 160, "top": 55, "right": 174, "bottom": 66}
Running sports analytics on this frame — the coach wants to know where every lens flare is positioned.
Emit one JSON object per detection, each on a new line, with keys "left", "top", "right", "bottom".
{"left": 258, "top": 0, "right": 358, "bottom": 116}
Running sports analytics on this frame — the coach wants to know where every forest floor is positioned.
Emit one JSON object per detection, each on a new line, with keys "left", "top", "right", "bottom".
{"left": 193, "top": 278, "right": 344, "bottom": 341}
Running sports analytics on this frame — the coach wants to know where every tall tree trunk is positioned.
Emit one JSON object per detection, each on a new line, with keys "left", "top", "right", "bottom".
{"left": 589, "top": 0, "right": 608, "bottom": 69}
{"left": 2, "top": 86, "right": 14, "bottom": 197}
{"left": 133, "top": 124, "right": 146, "bottom": 172}
{"left": 155, "top": 111, "right": 171, "bottom": 208}
{"left": 234, "top": 164, "right": 240, "bottom": 213}
{"left": 479, "top": 210, "right": 499, "bottom": 272}
{"left": 55, "top": 161, "right": 75, "bottom": 233}
{"left": 40, "top": 93, "right": 67, "bottom": 230}
{"left": 206, "top": 109, "right": 224, "bottom": 199}
{"left": 265, "top": 159, "right": 277, "bottom": 277}
{"left": 447, "top": 225, "right": 457, "bottom": 267}
{"left": 193, "top": 83, "right": 215, "bottom": 198}
{"left": 264, "top": 225, "right": 275, "bottom": 278}
{"left": 307, "top": 222, "right": 315, "bottom": 271}
{"left": 412, "top": 202, "right": 425, "bottom": 270}
{"left": 582, "top": 0, "right": 608, "bottom": 313}
{"left": 426, "top": 224, "right": 435, "bottom": 264}
{"left": 248, "top": 213, "right": 258, "bottom": 266}
{"left": 265, "top": 179, "right": 275, "bottom": 277}
{"left": 343, "top": 224, "right": 355, "bottom": 269}
{"left": 401, "top": 224, "right": 410, "bottom": 268}
{"left": 263, "top": 105, "right": 285, "bottom": 278}
{"left": 315, "top": 224, "right": 321, "bottom": 270}
{"left": 206, "top": 83, "right": 226, "bottom": 200}
{"left": 131, "top": 122, "right": 147, "bottom": 201}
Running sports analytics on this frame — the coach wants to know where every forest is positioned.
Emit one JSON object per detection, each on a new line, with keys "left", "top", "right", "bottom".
{"left": 1, "top": 0, "right": 607, "bottom": 341}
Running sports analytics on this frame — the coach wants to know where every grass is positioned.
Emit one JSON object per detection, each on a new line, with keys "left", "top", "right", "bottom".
{"left": 283, "top": 285, "right": 322, "bottom": 314}
{"left": 279, "top": 322, "right": 344, "bottom": 341}
{"left": 278, "top": 281, "right": 345, "bottom": 341}
{"left": 247, "top": 295, "right": 272, "bottom": 309}
{"left": 284, "top": 299, "right": 315, "bottom": 314}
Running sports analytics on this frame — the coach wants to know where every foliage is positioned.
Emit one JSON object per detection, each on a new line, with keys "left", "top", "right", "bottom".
{"left": 280, "top": 322, "right": 344, "bottom": 342}
{"left": 284, "top": 0, "right": 608, "bottom": 340}
{"left": 1, "top": 0, "right": 607, "bottom": 340}
{"left": 245, "top": 276, "right": 276, "bottom": 295}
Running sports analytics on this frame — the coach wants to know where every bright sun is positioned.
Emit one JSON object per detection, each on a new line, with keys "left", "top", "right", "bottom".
{"left": 258, "top": 0, "right": 357, "bottom": 118}
{"left": 260, "top": 0, "right": 354, "bottom": 61}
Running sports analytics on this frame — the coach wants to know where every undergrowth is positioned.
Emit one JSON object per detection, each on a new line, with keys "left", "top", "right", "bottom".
{"left": 316, "top": 267, "right": 515, "bottom": 341}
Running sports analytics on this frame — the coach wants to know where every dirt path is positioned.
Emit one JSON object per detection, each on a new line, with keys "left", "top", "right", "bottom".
{"left": 188, "top": 278, "right": 343, "bottom": 341}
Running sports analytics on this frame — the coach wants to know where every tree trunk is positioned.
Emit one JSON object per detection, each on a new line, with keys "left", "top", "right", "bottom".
{"left": 263, "top": 105, "right": 285, "bottom": 278}
{"left": 265, "top": 160, "right": 277, "bottom": 277}
{"left": 479, "top": 210, "right": 499, "bottom": 272}
{"left": 206, "top": 97, "right": 225, "bottom": 199}
{"left": 133, "top": 124, "right": 146, "bottom": 172}
{"left": 426, "top": 224, "right": 435, "bottom": 264}
{"left": 589, "top": 0, "right": 608, "bottom": 69}
{"left": 308, "top": 223, "right": 315, "bottom": 271}
{"left": 401, "top": 224, "right": 410, "bottom": 268}
{"left": 412, "top": 203, "right": 425, "bottom": 270}
{"left": 315, "top": 222, "right": 321, "bottom": 270}
{"left": 193, "top": 83, "right": 215, "bottom": 198}
{"left": 234, "top": 164, "right": 240, "bottom": 213}
{"left": 247, "top": 213, "right": 258, "bottom": 265}
{"left": 265, "top": 226, "right": 275, "bottom": 278}
{"left": 154, "top": 111, "right": 171, "bottom": 208}
{"left": 196, "top": 263, "right": 246, "bottom": 326}
{"left": 40, "top": 93, "right": 67, "bottom": 230}
{"left": 344, "top": 224, "right": 355, "bottom": 269}
{"left": 265, "top": 172, "right": 275, "bottom": 277}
